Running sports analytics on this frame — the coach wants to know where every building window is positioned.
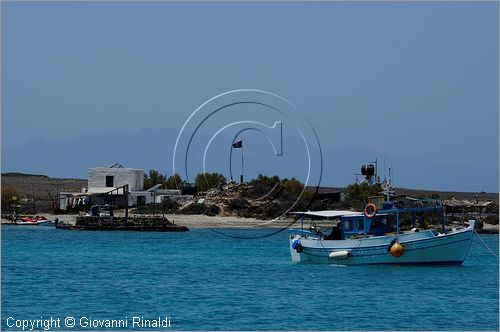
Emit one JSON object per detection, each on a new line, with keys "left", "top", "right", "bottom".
{"left": 106, "top": 176, "right": 114, "bottom": 187}
{"left": 137, "top": 196, "right": 146, "bottom": 206}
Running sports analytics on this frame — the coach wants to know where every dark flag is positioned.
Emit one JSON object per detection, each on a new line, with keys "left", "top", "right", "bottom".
{"left": 232, "top": 140, "right": 243, "bottom": 148}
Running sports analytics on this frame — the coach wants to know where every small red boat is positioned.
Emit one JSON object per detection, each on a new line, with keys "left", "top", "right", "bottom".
{"left": 16, "top": 216, "right": 49, "bottom": 225}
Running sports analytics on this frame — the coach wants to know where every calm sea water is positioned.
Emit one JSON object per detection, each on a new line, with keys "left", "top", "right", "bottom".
{"left": 2, "top": 225, "right": 498, "bottom": 331}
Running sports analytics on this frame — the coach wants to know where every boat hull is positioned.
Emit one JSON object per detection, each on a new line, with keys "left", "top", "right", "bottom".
{"left": 14, "top": 220, "right": 53, "bottom": 226}
{"left": 289, "top": 225, "right": 474, "bottom": 265}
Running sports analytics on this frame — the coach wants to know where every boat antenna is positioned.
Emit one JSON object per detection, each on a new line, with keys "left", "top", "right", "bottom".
{"left": 388, "top": 164, "right": 392, "bottom": 188}
{"left": 383, "top": 157, "right": 386, "bottom": 183}
{"left": 391, "top": 165, "right": 394, "bottom": 187}
{"left": 386, "top": 164, "right": 392, "bottom": 201}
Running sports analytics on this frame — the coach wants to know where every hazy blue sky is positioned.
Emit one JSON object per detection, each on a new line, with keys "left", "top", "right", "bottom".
{"left": 2, "top": 2, "right": 498, "bottom": 190}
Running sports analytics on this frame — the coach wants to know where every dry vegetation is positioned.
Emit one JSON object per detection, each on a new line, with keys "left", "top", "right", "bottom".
{"left": 1, "top": 173, "right": 87, "bottom": 213}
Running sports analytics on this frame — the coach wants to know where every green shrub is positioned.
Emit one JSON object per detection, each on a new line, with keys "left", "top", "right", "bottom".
{"left": 165, "top": 174, "right": 185, "bottom": 189}
{"left": 484, "top": 215, "right": 499, "bottom": 225}
{"left": 345, "top": 183, "right": 381, "bottom": 204}
{"left": 195, "top": 173, "right": 227, "bottom": 192}
{"left": 281, "top": 178, "right": 304, "bottom": 194}
{"left": 144, "top": 169, "right": 167, "bottom": 190}
{"left": 227, "top": 198, "right": 250, "bottom": 211}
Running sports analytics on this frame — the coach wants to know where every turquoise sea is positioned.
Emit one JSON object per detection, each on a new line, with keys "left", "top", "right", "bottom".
{"left": 2, "top": 225, "right": 498, "bottom": 330}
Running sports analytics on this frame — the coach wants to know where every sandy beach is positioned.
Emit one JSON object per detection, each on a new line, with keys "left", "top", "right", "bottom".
{"left": 2, "top": 213, "right": 497, "bottom": 232}
{"left": 1, "top": 213, "right": 312, "bottom": 229}
{"left": 163, "top": 214, "right": 306, "bottom": 228}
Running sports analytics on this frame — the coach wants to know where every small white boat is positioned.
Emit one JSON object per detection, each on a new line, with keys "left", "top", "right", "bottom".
{"left": 14, "top": 221, "right": 39, "bottom": 225}
{"left": 289, "top": 203, "right": 475, "bottom": 265}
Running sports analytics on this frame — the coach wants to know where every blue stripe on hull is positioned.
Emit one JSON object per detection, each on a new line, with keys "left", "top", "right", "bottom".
{"left": 354, "top": 237, "right": 471, "bottom": 258}
{"left": 357, "top": 260, "right": 464, "bottom": 266}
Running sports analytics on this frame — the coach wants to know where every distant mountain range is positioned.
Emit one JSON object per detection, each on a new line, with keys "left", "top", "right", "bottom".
{"left": 2, "top": 127, "right": 498, "bottom": 193}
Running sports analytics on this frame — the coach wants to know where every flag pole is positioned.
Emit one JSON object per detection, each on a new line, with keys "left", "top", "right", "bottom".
{"left": 230, "top": 145, "right": 233, "bottom": 181}
{"left": 240, "top": 144, "right": 244, "bottom": 184}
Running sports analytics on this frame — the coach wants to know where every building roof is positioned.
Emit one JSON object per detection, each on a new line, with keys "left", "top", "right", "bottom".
{"left": 89, "top": 166, "right": 144, "bottom": 172}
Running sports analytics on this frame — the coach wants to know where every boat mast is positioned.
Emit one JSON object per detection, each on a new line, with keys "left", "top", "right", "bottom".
{"left": 386, "top": 165, "right": 392, "bottom": 201}
{"left": 396, "top": 208, "right": 400, "bottom": 240}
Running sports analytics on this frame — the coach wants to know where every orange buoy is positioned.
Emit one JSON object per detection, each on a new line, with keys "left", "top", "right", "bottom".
{"left": 364, "top": 203, "right": 377, "bottom": 218}
{"left": 390, "top": 242, "right": 404, "bottom": 258}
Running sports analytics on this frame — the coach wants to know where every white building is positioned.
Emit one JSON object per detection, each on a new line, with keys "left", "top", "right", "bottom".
{"left": 87, "top": 163, "right": 152, "bottom": 206}
{"left": 88, "top": 164, "right": 144, "bottom": 192}
{"left": 59, "top": 163, "right": 182, "bottom": 210}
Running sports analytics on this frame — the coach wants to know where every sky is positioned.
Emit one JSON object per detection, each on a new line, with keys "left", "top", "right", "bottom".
{"left": 2, "top": 2, "right": 499, "bottom": 191}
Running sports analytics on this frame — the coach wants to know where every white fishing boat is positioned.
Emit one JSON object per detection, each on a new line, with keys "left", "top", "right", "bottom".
{"left": 289, "top": 204, "right": 475, "bottom": 265}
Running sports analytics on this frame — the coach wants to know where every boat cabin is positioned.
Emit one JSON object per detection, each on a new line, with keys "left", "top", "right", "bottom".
{"left": 339, "top": 213, "right": 396, "bottom": 239}
{"left": 293, "top": 203, "right": 445, "bottom": 240}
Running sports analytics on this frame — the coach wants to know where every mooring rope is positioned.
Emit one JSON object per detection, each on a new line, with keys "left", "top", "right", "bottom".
{"left": 474, "top": 229, "right": 499, "bottom": 259}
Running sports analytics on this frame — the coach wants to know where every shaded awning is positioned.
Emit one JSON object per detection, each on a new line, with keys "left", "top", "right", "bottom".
{"left": 290, "top": 210, "right": 363, "bottom": 219}
{"left": 443, "top": 198, "right": 494, "bottom": 208}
